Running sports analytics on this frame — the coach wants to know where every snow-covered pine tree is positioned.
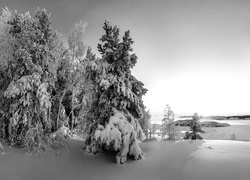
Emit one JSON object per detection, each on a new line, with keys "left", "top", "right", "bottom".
{"left": 83, "top": 21, "right": 147, "bottom": 164}
{"left": 161, "top": 105, "right": 179, "bottom": 140}
{"left": 184, "top": 113, "right": 205, "bottom": 140}
{"left": 0, "top": 8, "right": 60, "bottom": 150}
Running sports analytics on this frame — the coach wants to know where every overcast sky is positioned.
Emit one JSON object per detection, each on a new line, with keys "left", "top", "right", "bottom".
{"left": 1, "top": 0, "right": 250, "bottom": 123}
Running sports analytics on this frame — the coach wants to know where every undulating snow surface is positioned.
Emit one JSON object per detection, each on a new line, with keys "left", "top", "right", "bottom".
{"left": 1, "top": 139, "right": 250, "bottom": 180}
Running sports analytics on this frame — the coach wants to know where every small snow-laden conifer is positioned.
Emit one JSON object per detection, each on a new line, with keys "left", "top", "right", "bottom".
{"left": 161, "top": 105, "right": 179, "bottom": 140}
{"left": 184, "top": 113, "right": 205, "bottom": 140}
{"left": 0, "top": 8, "right": 60, "bottom": 149}
{"left": 83, "top": 21, "right": 147, "bottom": 164}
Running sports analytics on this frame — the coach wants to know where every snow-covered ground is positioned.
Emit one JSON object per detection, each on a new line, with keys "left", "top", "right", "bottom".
{"left": 1, "top": 124, "right": 250, "bottom": 180}
{"left": 185, "top": 140, "right": 250, "bottom": 180}
{"left": 0, "top": 138, "right": 250, "bottom": 180}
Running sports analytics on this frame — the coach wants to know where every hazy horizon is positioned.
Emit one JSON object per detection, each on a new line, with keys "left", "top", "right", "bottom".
{"left": 151, "top": 112, "right": 250, "bottom": 125}
{"left": 1, "top": 0, "right": 250, "bottom": 124}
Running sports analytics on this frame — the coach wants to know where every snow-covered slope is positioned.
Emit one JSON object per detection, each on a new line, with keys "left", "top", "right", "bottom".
{"left": 1, "top": 139, "right": 250, "bottom": 180}
{"left": 185, "top": 140, "right": 250, "bottom": 180}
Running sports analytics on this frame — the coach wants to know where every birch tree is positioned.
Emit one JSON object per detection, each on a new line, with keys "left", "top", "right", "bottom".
{"left": 161, "top": 105, "right": 179, "bottom": 140}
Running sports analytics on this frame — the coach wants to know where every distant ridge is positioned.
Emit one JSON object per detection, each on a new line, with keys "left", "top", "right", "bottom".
{"left": 179, "top": 115, "right": 250, "bottom": 120}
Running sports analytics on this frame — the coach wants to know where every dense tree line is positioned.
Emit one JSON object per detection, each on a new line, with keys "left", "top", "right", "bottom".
{"left": 0, "top": 8, "right": 148, "bottom": 161}
{"left": 0, "top": 8, "right": 61, "bottom": 151}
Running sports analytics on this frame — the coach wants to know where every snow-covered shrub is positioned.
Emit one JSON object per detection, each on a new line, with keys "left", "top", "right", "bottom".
{"left": 50, "top": 125, "right": 71, "bottom": 139}
{"left": 25, "top": 123, "right": 71, "bottom": 155}
{"left": 184, "top": 131, "right": 203, "bottom": 140}
{"left": 84, "top": 109, "right": 144, "bottom": 164}
{"left": 24, "top": 123, "right": 53, "bottom": 155}
{"left": 230, "top": 133, "right": 237, "bottom": 140}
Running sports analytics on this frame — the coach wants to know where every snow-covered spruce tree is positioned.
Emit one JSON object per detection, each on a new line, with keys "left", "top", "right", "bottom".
{"left": 0, "top": 8, "right": 13, "bottom": 139}
{"left": 83, "top": 21, "right": 147, "bottom": 164}
{"left": 184, "top": 113, "right": 205, "bottom": 140}
{"left": 161, "top": 105, "right": 179, "bottom": 140}
{"left": 0, "top": 8, "right": 60, "bottom": 151}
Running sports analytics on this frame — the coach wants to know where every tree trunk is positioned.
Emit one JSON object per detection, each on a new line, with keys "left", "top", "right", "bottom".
{"left": 71, "top": 87, "right": 75, "bottom": 130}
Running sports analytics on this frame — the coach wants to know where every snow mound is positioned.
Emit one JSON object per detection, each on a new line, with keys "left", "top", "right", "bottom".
{"left": 50, "top": 125, "right": 70, "bottom": 139}
{"left": 198, "top": 145, "right": 214, "bottom": 149}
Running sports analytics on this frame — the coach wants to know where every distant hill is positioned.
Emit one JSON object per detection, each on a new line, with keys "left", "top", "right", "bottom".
{"left": 203, "top": 115, "right": 250, "bottom": 120}
{"left": 179, "top": 116, "right": 192, "bottom": 119}
{"left": 150, "top": 120, "right": 231, "bottom": 129}
{"left": 175, "top": 120, "right": 230, "bottom": 127}
{"left": 179, "top": 115, "right": 250, "bottom": 120}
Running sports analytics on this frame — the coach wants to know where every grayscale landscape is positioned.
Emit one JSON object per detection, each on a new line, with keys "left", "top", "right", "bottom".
{"left": 0, "top": 0, "right": 250, "bottom": 180}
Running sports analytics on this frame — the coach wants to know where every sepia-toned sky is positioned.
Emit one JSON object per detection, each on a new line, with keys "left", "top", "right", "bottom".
{"left": 1, "top": 0, "right": 250, "bottom": 123}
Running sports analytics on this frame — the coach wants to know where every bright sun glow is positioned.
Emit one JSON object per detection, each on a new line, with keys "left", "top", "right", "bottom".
{"left": 143, "top": 71, "right": 250, "bottom": 124}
